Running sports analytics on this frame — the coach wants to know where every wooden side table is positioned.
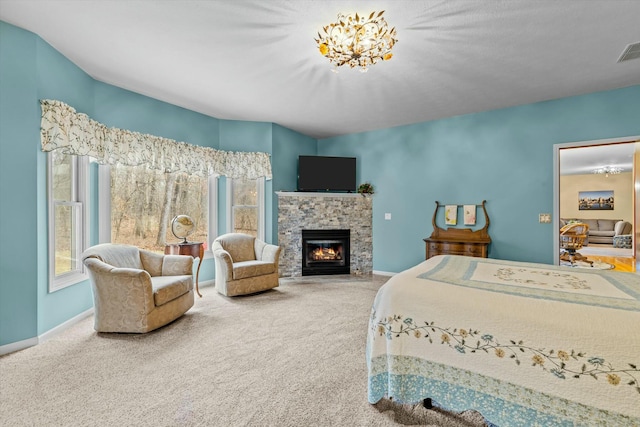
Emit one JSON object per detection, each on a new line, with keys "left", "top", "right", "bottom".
{"left": 164, "top": 241, "right": 204, "bottom": 297}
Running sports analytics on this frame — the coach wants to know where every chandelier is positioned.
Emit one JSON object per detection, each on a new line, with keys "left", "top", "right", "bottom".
{"left": 593, "top": 166, "right": 623, "bottom": 177}
{"left": 315, "top": 11, "right": 397, "bottom": 72}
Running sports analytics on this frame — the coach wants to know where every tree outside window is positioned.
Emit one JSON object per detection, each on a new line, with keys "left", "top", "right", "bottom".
{"left": 232, "top": 177, "right": 258, "bottom": 237}
{"left": 109, "top": 164, "right": 208, "bottom": 252}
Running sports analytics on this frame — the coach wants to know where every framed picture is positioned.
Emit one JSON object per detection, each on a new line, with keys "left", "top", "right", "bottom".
{"left": 445, "top": 205, "right": 457, "bottom": 225}
{"left": 463, "top": 205, "right": 476, "bottom": 225}
{"left": 578, "top": 190, "right": 614, "bottom": 210}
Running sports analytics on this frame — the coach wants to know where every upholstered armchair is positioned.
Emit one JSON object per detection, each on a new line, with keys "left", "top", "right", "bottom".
{"left": 82, "top": 243, "right": 194, "bottom": 333}
{"left": 212, "top": 233, "right": 281, "bottom": 296}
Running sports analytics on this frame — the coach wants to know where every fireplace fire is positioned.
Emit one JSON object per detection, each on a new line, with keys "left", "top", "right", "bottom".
{"left": 312, "top": 246, "right": 341, "bottom": 261}
{"left": 301, "top": 229, "right": 350, "bottom": 275}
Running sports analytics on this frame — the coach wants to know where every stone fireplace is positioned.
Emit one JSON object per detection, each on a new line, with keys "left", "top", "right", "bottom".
{"left": 276, "top": 192, "right": 372, "bottom": 277}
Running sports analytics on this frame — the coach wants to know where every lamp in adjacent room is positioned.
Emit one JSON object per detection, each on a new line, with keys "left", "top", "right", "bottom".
{"left": 315, "top": 11, "right": 397, "bottom": 72}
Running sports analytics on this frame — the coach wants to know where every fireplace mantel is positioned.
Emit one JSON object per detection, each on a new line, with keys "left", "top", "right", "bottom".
{"left": 275, "top": 191, "right": 363, "bottom": 198}
{"left": 277, "top": 192, "right": 372, "bottom": 277}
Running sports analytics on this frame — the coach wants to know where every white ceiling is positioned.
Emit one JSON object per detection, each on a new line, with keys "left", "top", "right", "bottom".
{"left": 560, "top": 141, "right": 637, "bottom": 175}
{"left": 1, "top": 0, "right": 639, "bottom": 140}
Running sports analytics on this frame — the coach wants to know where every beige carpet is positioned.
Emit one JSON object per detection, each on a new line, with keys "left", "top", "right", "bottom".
{"left": 0, "top": 276, "right": 488, "bottom": 427}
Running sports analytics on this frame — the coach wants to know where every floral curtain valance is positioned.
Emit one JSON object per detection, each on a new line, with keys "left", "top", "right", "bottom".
{"left": 40, "top": 99, "right": 272, "bottom": 179}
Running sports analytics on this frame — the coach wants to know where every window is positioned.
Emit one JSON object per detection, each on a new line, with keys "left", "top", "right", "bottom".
{"left": 105, "top": 164, "right": 213, "bottom": 253}
{"left": 48, "top": 151, "right": 89, "bottom": 291}
{"left": 228, "top": 177, "right": 265, "bottom": 239}
{"left": 98, "top": 164, "right": 217, "bottom": 253}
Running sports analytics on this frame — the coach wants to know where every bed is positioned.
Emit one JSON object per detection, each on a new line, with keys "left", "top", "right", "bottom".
{"left": 367, "top": 255, "right": 640, "bottom": 426}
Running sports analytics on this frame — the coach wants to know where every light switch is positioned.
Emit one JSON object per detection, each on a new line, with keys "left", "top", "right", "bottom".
{"left": 539, "top": 213, "right": 551, "bottom": 223}
{"left": 385, "top": 213, "right": 391, "bottom": 220}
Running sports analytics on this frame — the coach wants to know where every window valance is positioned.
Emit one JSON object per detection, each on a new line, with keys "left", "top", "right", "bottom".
{"left": 40, "top": 99, "right": 272, "bottom": 179}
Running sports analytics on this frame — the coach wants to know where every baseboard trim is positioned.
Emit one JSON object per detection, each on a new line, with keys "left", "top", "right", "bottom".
{"left": 198, "top": 279, "right": 215, "bottom": 288}
{"left": 39, "top": 307, "right": 94, "bottom": 344}
{"left": 0, "top": 307, "right": 94, "bottom": 356}
{"left": 0, "top": 337, "right": 39, "bottom": 356}
{"left": 373, "top": 270, "right": 396, "bottom": 277}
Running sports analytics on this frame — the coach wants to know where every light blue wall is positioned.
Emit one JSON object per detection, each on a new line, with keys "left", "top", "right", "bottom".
{"left": 320, "top": 85, "right": 640, "bottom": 272}
{"left": 219, "top": 119, "right": 271, "bottom": 153}
{"left": 0, "top": 22, "right": 39, "bottom": 346}
{"left": 93, "top": 82, "right": 220, "bottom": 147}
{"left": 271, "top": 124, "right": 317, "bottom": 244}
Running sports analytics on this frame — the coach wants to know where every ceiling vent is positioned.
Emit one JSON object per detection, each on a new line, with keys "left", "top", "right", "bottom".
{"left": 617, "top": 41, "right": 640, "bottom": 63}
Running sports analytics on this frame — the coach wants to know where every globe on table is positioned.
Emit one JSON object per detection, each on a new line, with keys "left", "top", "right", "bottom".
{"left": 171, "top": 215, "right": 195, "bottom": 243}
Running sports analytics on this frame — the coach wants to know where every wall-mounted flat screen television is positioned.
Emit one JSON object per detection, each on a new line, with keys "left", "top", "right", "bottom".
{"left": 297, "top": 155, "right": 356, "bottom": 192}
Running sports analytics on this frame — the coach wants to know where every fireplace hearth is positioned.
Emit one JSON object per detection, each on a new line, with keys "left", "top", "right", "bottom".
{"left": 302, "top": 229, "right": 350, "bottom": 276}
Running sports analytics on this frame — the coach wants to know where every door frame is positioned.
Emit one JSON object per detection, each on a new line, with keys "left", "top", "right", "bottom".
{"left": 553, "top": 135, "right": 639, "bottom": 264}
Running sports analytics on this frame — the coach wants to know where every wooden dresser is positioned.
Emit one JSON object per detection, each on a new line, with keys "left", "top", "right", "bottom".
{"left": 423, "top": 201, "right": 491, "bottom": 260}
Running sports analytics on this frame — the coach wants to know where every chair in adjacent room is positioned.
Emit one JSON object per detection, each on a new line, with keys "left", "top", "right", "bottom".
{"left": 212, "top": 233, "right": 281, "bottom": 296}
{"left": 82, "top": 243, "right": 195, "bottom": 333}
{"left": 559, "top": 222, "right": 593, "bottom": 266}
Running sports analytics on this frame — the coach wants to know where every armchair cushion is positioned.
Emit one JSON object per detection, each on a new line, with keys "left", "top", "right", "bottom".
{"left": 215, "top": 233, "right": 257, "bottom": 262}
{"left": 233, "top": 260, "right": 276, "bottom": 280}
{"left": 161, "top": 255, "right": 194, "bottom": 276}
{"left": 140, "top": 250, "right": 165, "bottom": 276}
{"left": 152, "top": 275, "right": 193, "bottom": 306}
{"left": 86, "top": 243, "right": 145, "bottom": 270}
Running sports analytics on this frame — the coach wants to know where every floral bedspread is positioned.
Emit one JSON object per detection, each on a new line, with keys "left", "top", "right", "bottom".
{"left": 367, "top": 255, "right": 640, "bottom": 426}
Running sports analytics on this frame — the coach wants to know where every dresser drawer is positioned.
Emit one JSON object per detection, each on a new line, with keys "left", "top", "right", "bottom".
{"left": 465, "top": 245, "right": 485, "bottom": 256}
{"left": 425, "top": 239, "right": 488, "bottom": 259}
{"left": 430, "top": 242, "right": 462, "bottom": 253}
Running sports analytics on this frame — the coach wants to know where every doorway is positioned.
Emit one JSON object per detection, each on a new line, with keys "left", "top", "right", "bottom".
{"left": 554, "top": 136, "right": 640, "bottom": 273}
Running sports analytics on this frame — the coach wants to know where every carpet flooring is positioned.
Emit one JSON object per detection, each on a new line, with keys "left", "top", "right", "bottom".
{"left": 0, "top": 276, "right": 488, "bottom": 427}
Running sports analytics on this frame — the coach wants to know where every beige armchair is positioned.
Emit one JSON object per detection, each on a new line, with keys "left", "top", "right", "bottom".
{"left": 212, "top": 233, "right": 281, "bottom": 296}
{"left": 82, "top": 243, "right": 194, "bottom": 333}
